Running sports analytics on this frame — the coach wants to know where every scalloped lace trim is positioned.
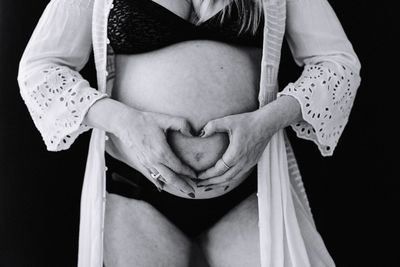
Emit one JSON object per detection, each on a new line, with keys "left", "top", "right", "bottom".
{"left": 19, "top": 64, "right": 109, "bottom": 151}
{"left": 278, "top": 63, "right": 359, "bottom": 156}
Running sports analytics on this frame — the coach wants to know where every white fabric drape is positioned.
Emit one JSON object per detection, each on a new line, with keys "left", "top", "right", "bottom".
{"left": 16, "top": 0, "right": 361, "bottom": 266}
{"left": 258, "top": 130, "right": 311, "bottom": 267}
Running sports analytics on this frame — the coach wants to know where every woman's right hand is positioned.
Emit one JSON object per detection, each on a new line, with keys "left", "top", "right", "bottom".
{"left": 108, "top": 107, "right": 197, "bottom": 197}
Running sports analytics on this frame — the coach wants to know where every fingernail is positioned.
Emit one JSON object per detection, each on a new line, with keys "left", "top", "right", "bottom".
{"left": 199, "top": 129, "right": 205, "bottom": 137}
{"left": 188, "top": 192, "right": 196, "bottom": 198}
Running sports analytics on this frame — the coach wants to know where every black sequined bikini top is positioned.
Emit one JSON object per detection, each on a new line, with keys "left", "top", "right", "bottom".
{"left": 107, "top": 0, "right": 264, "bottom": 54}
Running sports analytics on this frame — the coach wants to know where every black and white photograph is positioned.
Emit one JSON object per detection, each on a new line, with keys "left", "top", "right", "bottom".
{"left": 0, "top": 0, "right": 396, "bottom": 266}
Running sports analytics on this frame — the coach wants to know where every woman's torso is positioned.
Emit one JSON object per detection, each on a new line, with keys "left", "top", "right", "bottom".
{"left": 105, "top": 0, "right": 264, "bottom": 199}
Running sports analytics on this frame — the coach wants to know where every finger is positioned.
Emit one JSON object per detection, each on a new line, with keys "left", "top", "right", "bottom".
{"left": 197, "top": 164, "right": 243, "bottom": 186}
{"left": 200, "top": 118, "right": 231, "bottom": 138}
{"left": 156, "top": 164, "right": 196, "bottom": 197}
{"left": 209, "top": 168, "right": 251, "bottom": 190}
{"left": 159, "top": 143, "right": 197, "bottom": 179}
{"left": 160, "top": 115, "right": 194, "bottom": 137}
{"left": 197, "top": 158, "right": 231, "bottom": 180}
{"left": 138, "top": 165, "right": 164, "bottom": 192}
{"left": 148, "top": 174, "right": 165, "bottom": 192}
{"left": 197, "top": 143, "right": 238, "bottom": 179}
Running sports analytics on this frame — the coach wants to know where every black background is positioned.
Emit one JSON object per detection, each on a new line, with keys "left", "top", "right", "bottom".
{"left": 0, "top": 0, "right": 397, "bottom": 266}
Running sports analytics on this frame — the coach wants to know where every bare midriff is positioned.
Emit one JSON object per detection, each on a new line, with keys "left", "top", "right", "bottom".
{"left": 106, "top": 40, "right": 262, "bottom": 199}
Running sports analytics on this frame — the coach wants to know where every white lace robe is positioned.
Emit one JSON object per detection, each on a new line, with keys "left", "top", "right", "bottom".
{"left": 17, "top": 0, "right": 361, "bottom": 266}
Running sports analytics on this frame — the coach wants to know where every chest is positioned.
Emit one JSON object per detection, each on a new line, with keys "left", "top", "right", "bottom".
{"left": 94, "top": 0, "right": 287, "bottom": 105}
{"left": 106, "top": 0, "right": 264, "bottom": 54}
{"left": 151, "top": 0, "right": 193, "bottom": 20}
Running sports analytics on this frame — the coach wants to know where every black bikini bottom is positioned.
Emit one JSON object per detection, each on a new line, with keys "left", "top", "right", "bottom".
{"left": 105, "top": 151, "right": 257, "bottom": 238}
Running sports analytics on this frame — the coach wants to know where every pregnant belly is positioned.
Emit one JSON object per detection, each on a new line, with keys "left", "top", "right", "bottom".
{"left": 107, "top": 40, "right": 262, "bottom": 199}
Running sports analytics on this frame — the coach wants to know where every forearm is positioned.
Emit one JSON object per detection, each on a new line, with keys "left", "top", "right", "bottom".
{"left": 253, "top": 95, "right": 302, "bottom": 134}
{"left": 282, "top": 0, "right": 361, "bottom": 157}
{"left": 82, "top": 97, "right": 138, "bottom": 134}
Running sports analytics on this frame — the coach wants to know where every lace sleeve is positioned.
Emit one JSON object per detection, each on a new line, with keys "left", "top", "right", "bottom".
{"left": 17, "top": 0, "right": 109, "bottom": 151}
{"left": 278, "top": 62, "right": 361, "bottom": 156}
{"left": 18, "top": 64, "right": 109, "bottom": 151}
{"left": 279, "top": 0, "right": 362, "bottom": 156}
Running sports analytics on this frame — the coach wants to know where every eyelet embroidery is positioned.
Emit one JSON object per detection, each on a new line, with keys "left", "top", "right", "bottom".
{"left": 278, "top": 63, "right": 360, "bottom": 156}
{"left": 20, "top": 64, "right": 109, "bottom": 151}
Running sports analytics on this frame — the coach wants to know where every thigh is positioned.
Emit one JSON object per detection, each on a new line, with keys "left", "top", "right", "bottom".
{"left": 197, "top": 192, "right": 261, "bottom": 267}
{"left": 103, "top": 193, "right": 193, "bottom": 267}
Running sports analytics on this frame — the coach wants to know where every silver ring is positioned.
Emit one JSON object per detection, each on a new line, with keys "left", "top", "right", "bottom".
{"left": 221, "top": 159, "right": 231, "bottom": 170}
{"left": 150, "top": 172, "right": 162, "bottom": 179}
{"left": 150, "top": 171, "right": 164, "bottom": 192}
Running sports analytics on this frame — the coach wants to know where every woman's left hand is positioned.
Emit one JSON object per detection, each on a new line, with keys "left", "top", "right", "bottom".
{"left": 196, "top": 110, "right": 278, "bottom": 187}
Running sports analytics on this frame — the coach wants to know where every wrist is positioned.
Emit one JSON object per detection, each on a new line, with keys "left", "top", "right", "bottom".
{"left": 83, "top": 97, "right": 140, "bottom": 134}
{"left": 253, "top": 95, "right": 302, "bottom": 133}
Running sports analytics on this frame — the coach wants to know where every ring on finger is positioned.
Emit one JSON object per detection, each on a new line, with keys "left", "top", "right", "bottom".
{"left": 149, "top": 170, "right": 165, "bottom": 192}
{"left": 150, "top": 170, "right": 167, "bottom": 184}
{"left": 150, "top": 171, "right": 162, "bottom": 179}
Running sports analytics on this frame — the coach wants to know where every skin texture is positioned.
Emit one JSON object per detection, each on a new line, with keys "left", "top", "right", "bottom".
{"left": 103, "top": 193, "right": 206, "bottom": 267}
{"left": 104, "top": 108, "right": 198, "bottom": 195}
{"left": 198, "top": 193, "right": 261, "bottom": 267}
{"left": 83, "top": 0, "right": 302, "bottom": 266}
{"left": 108, "top": 40, "right": 262, "bottom": 199}
{"left": 196, "top": 95, "right": 302, "bottom": 187}
{"left": 104, "top": 192, "right": 260, "bottom": 267}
